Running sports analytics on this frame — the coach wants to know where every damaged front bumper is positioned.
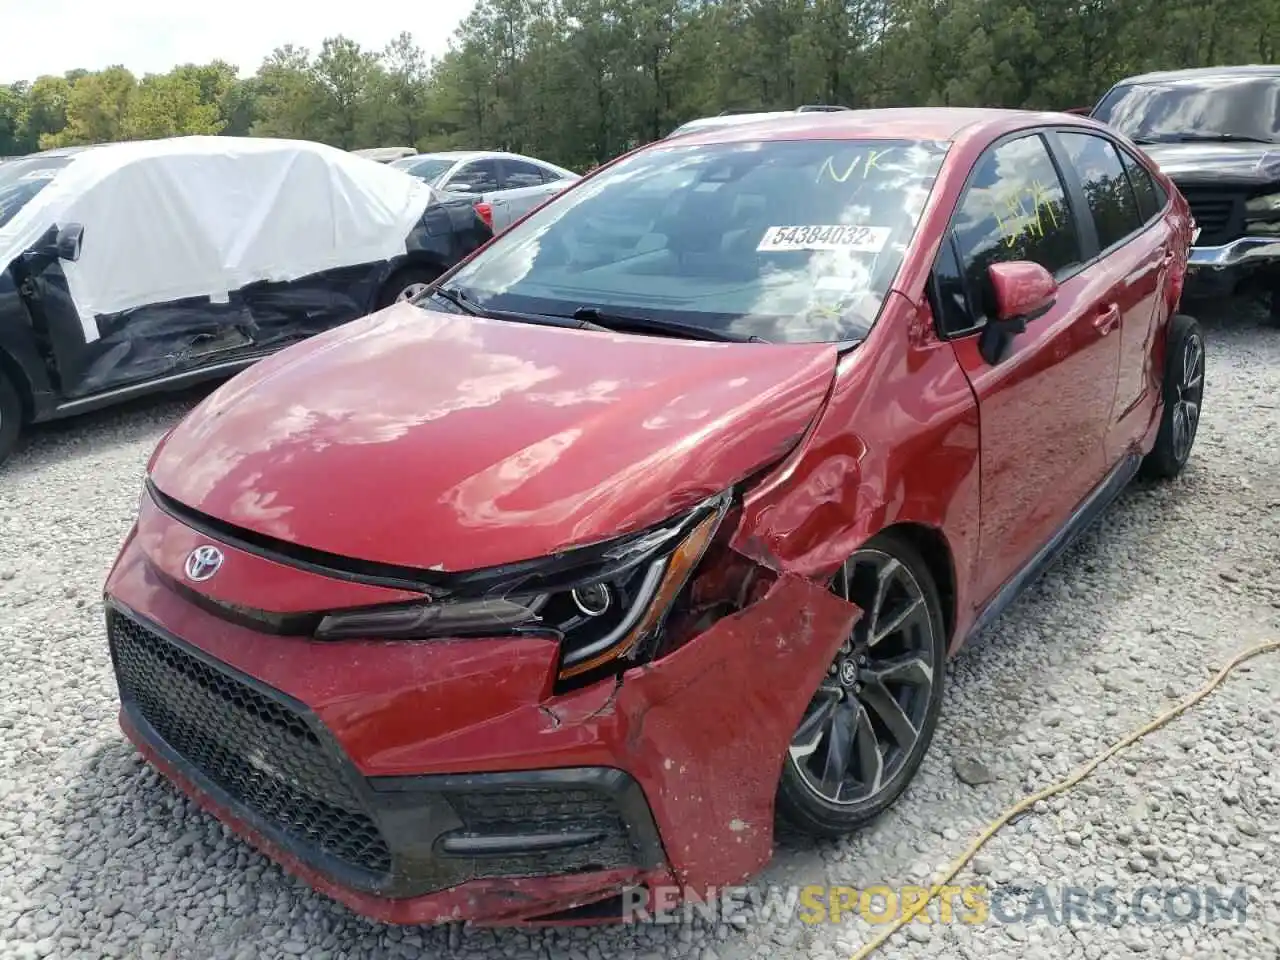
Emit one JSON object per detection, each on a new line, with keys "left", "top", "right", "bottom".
{"left": 104, "top": 526, "right": 859, "bottom": 926}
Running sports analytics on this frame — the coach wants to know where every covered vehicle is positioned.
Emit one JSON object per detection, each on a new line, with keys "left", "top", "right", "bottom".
{"left": 1089, "top": 65, "right": 1280, "bottom": 324}
{"left": 0, "top": 136, "right": 492, "bottom": 464}
{"left": 105, "top": 108, "right": 1200, "bottom": 925}
{"left": 390, "top": 150, "right": 578, "bottom": 233}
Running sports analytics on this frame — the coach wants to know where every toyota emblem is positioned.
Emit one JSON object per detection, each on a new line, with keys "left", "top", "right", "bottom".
{"left": 184, "top": 545, "right": 224, "bottom": 582}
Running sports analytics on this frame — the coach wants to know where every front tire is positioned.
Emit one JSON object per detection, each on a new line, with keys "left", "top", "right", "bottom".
{"left": 0, "top": 369, "right": 22, "bottom": 467}
{"left": 777, "top": 531, "right": 947, "bottom": 839}
{"left": 1140, "top": 313, "right": 1204, "bottom": 481}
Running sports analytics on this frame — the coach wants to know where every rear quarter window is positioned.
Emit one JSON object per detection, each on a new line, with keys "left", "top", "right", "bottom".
{"left": 1118, "top": 149, "right": 1164, "bottom": 223}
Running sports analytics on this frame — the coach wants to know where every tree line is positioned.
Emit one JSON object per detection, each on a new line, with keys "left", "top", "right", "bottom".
{"left": 2, "top": 0, "right": 1277, "bottom": 171}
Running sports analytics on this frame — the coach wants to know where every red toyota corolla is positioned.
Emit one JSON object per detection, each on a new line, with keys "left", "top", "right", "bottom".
{"left": 104, "top": 108, "right": 1202, "bottom": 925}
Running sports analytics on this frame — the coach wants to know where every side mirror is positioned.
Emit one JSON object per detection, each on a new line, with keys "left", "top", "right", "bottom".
{"left": 54, "top": 223, "right": 84, "bottom": 261}
{"left": 28, "top": 223, "right": 84, "bottom": 262}
{"left": 979, "top": 261, "right": 1057, "bottom": 365}
{"left": 448, "top": 182, "right": 477, "bottom": 194}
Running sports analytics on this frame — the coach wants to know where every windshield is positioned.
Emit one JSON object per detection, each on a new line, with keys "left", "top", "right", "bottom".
{"left": 1093, "top": 75, "right": 1280, "bottom": 143}
{"left": 0, "top": 157, "right": 73, "bottom": 228}
{"left": 443, "top": 137, "right": 949, "bottom": 343}
{"left": 392, "top": 156, "right": 456, "bottom": 184}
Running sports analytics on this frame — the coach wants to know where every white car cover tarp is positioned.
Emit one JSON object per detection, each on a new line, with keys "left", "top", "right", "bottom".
{"left": 0, "top": 136, "right": 436, "bottom": 342}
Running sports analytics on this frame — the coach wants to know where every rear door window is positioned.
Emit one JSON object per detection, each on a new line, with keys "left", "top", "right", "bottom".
{"left": 449, "top": 159, "right": 502, "bottom": 193}
{"left": 1056, "top": 132, "right": 1144, "bottom": 249}
{"left": 503, "top": 159, "right": 550, "bottom": 189}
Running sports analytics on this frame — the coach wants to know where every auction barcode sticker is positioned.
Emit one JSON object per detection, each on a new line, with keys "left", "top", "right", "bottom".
{"left": 757, "top": 225, "right": 890, "bottom": 253}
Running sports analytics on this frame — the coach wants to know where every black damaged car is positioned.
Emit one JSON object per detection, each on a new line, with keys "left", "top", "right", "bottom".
{"left": 0, "top": 137, "right": 492, "bottom": 465}
{"left": 1090, "top": 65, "right": 1280, "bottom": 326}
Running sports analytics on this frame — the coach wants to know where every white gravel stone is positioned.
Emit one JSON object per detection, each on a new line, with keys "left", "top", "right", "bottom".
{"left": 0, "top": 299, "right": 1277, "bottom": 959}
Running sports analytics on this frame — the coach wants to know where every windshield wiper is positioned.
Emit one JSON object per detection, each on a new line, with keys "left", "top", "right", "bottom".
{"left": 1159, "top": 133, "right": 1275, "bottom": 144}
{"left": 424, "top": 287, "right": 604, "bottom": 331}
{"left": 571, "top": 306, "right": 768, "bottom": 343}
{"left": 423, "top": 285, "right": 481, "bottom": 315}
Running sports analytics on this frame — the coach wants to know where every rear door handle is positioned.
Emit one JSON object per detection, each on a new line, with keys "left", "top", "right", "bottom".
{"left": 1093, "top": 304, "right": 1121, "bottom": 335}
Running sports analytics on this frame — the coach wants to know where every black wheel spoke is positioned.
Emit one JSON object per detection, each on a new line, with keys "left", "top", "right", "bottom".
{"left": 865, "top": 558, "right": 900, "bottom": 640}
{"left": 862, "top": 652, "right": 933, "bottom": 688}
{"left": 861, "top": 680, "right": 918, "bottom": 750}
{"left": 790, "top": 688, "right": 841, "bottom": 761}
{"left": 1183, "top": 337, "right": 1202, "bottom": 391}
{"left": 819, "top": 701, "right": 859, "bottom": 797}
{"left": 871, "top": 596, "right": 925, "bottom": 647}
{"left": 852, "top": 703, "right": 884, "bottom": 794}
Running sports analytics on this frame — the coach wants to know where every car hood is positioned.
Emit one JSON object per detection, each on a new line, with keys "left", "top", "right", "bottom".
{"left": 149, "top": 303, "right": 839, "bottom": 573}
{"left": 1140, "top": 142, "right": 1280, "bottom": 187}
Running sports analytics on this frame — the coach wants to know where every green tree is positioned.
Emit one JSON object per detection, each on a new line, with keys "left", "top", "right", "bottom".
{"left": 311, "top": 36, "right": 382, "bottom": 149}
{"left": 121, "top": 71, "right": 226, "bottom": 140}
{"left": 43, "top": 66, "right": 137, "bottom": 147}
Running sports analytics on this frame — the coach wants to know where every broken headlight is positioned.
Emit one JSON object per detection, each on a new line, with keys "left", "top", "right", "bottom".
{"left": 314, "top": 492, "right": 731, "bottom": 681}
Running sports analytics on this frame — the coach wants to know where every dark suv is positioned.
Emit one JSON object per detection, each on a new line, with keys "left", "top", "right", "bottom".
{"left": 1090, "top": 65, "right": 1280, "bottom": 325}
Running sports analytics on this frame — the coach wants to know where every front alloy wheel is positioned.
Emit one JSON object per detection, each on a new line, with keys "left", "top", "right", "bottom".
{"left": 777, "top": 533, "right": 946, "bottom": 837}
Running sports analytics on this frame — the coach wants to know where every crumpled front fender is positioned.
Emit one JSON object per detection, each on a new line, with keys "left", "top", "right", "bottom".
{"left": 615, "top": 572, "right": 860, "bottom": 889}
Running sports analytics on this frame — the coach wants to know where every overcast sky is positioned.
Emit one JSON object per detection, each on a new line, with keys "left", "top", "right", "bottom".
{"left": 1, "top": 0, "right": 478, "bottom": 84}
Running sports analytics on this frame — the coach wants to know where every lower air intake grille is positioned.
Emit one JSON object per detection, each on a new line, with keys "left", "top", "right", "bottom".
{"left": 446, "top": 786, "right": 638, "bottom": 877}
{"left": 108, "top": 610, "right": 392, "bottom": 876}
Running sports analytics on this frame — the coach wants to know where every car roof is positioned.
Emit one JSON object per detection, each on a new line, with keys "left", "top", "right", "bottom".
{"left": 661, "top": 107, "right": 1086, "bottom": 147}
{"left": 407, "top": 150, "right": 577, "bottom": 176}
{"left": 415, "top": 150, "right": 552, "bottom": 163}
{"left": 413, "top": 151, "right": 483, "bottom": 160}
{"left": 1110, "top": 64, "right": 1280, "bottom": 86}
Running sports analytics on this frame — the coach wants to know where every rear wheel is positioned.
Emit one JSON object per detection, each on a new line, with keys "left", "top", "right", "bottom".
{"left": 0, "top": 369, "right": 23, "bottom": 467}
{"left": 777, "top": 531, "right": 947, "bottom": 838}
{"left": 376, "top": 265, "right": 443, "bottom": 311}
{"left": 1141, "top": 313, "right": 1204, "bottom": 480}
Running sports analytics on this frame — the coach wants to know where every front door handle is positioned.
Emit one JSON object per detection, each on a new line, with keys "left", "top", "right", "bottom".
{"left": 1093, "top": 304, "right": 1121, "bottom": 335}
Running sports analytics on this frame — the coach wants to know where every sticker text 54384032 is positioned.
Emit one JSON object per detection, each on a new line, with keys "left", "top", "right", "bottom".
{"left": 757, "top": 225, "right": 890, "bottom": 254}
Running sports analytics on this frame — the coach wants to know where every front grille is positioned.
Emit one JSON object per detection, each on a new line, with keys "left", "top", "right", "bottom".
{"left": 445, "top": 786, "right": 638, "bottom": 878}
{"left": 108, "top": 611, "right": 393, "bottom": 876}
{"left": 1178, "top": 187, "right": 1245, "bottom": 246}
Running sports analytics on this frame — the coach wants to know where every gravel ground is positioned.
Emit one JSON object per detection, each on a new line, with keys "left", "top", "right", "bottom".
{"left": 0, "top": 296, "right": 1277, "bottom": 960}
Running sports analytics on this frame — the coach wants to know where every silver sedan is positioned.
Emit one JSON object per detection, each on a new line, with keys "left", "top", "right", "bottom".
{"left": 391, "top": 150, "right": 579, "bottom": 233}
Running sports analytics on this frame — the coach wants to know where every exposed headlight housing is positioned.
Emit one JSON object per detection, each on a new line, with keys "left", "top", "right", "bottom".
{"left": 314, "top": 492, "right": 732, "bottom": 683}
